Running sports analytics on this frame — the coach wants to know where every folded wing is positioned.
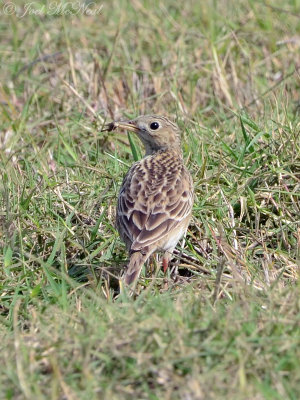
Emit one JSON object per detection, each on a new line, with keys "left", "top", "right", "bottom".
{"left": 117, "top": 158, "right": 193, "bottom": 252}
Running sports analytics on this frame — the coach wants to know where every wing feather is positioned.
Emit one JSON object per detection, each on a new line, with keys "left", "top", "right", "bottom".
{"left": 116, "top": 154, "right": 193, "bottom": 252}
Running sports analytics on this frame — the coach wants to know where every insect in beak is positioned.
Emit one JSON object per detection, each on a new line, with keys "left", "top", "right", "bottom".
{"left": 101, "top": 120, "right": 139, "bottom": 133}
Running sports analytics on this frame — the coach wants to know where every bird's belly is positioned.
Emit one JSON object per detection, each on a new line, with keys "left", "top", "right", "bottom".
{"left": 161, "top": 224, "right": 187, "bottom": 252}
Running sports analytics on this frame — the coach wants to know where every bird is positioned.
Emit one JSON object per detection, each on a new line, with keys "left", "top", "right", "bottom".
{"left": 103, "top": 115, "right": 194, "bottom": 285}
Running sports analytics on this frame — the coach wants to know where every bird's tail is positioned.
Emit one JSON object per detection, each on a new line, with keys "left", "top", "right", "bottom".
{"left": 124, "top": 251, "right": 150, "bottom": 285}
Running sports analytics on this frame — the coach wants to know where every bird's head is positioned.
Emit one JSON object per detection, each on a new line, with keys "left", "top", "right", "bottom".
{"left": 106, "top": 115, "right": 182, "bottom": 155}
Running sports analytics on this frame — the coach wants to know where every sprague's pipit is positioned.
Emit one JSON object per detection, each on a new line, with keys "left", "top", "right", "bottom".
{"left": 103, "top": 115, "right": 194, "bottom": 285}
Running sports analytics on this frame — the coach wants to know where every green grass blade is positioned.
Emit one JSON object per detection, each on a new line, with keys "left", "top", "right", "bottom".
{"left": 128, "top": 132, "right": 139, "bottom": 161}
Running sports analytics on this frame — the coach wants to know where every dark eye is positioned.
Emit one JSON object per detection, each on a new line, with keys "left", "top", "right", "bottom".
{"left": 150, "top": 121, "right": 159, "bottom": 130}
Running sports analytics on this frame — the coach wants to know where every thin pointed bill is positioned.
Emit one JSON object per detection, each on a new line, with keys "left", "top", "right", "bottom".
{"left": 114, "top": 121, "right": 139, "bottom": 133}
{"left": 101, "top": 121, "right": 139, "bottom": 133}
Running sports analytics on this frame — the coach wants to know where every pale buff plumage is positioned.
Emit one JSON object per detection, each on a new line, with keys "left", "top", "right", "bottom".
{"left": 103, "top": 115, "right": 194, "bottom": 285}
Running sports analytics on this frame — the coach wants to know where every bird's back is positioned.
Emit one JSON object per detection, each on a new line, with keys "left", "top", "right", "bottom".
{"left": 116, "top": 149, "right": 193, "bottom": 254}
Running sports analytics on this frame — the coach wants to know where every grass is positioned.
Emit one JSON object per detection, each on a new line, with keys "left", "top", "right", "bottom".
{"left": 0, "top": 0, "right": 300, "bottom": 398}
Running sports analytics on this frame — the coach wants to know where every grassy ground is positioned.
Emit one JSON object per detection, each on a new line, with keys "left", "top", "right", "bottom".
{"left": 1, "top": 0, "right": 300, "bottom": 398}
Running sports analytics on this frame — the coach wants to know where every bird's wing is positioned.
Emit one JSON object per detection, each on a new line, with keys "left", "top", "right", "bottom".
{"left": 117, "top": 155, "right": 193, "bottom": 252}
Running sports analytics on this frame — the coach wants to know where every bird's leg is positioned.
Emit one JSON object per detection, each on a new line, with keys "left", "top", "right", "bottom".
{"left": 162, "top": 248, "right": 177, "bottom": 275}
{"left": 162, "top": 257, "right": 169, "bottom": 274}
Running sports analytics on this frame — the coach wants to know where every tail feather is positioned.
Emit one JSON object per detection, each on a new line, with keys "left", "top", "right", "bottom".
{"left": 124, "top": 251, "right": 150, "bottom": 285}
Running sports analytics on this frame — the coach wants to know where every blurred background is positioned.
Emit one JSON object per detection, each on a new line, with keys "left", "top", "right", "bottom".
{"left": 1, "top": 1, "right": 300, "bottom": 398}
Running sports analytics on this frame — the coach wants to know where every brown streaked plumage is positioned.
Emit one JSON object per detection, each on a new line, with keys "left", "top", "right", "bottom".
{"left": 104, "top": 115, "right": 194, "bottom": 285}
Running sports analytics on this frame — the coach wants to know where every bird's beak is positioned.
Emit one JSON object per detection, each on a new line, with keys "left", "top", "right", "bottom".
{"left": 114, "top": 121, "right": 139, "bottom": 133}
{"left": 101, "top": 120, "right": 139, "bottom": 133}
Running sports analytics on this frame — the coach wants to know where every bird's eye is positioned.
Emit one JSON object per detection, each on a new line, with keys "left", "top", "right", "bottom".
{"left": 150, "top": 121, "right": 160, "bottom": 130}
